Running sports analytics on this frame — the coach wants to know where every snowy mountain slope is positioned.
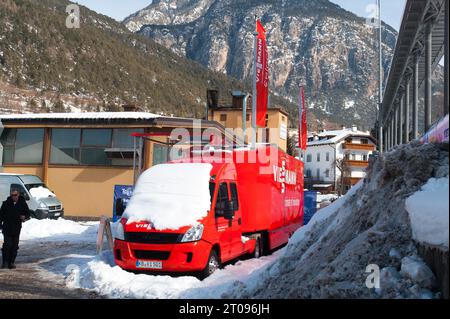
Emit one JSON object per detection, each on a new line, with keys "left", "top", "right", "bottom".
{"left": 124, "top": 0, "right": 398, "bottom": 129}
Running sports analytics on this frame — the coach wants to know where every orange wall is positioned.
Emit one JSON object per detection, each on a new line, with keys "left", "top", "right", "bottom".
{"left": 46, "top": 167, "right": 134, "bottom": 217}
{"left": 3, "top": 166, "right": 43, "bottom": 178}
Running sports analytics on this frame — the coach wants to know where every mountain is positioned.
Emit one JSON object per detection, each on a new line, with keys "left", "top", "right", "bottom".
{"left": 124, "top": 0, "right": 400, "bottom": 130}
{"left": 2, "top": 0, "right": 293, "bottom": 120}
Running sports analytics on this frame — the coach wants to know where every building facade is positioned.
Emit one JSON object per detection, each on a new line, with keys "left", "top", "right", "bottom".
{"left": 207, "top": 90, "right": 289, "bottom": 151}
{"left": 304, "top": 126, "right": 376, "bottom": 193}
{"left": 0, "top": 112, "right": 237, "bottom": 218}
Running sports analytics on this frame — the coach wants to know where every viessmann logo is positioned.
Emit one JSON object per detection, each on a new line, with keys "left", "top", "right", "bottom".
{"left": 135, "top": 223, "right": 153, "bottom": 230}
{"left": 273, "top": 160, "right": 297, "bottom": 194}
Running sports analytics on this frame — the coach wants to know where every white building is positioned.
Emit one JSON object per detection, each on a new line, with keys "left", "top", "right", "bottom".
{"left": 304, "top": 126, "right": 376, "bottom": 193}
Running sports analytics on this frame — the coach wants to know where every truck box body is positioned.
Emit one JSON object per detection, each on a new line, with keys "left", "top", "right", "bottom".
{"left": 114, "top": 145, "right": 304, "bottom": 274}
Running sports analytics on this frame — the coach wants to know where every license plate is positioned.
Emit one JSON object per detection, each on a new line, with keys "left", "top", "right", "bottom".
{"left": 54, "top": 213, "right": 61, "bottom": 216}
{"left": 136, "top": 260, "right": 162, "bottom": 269}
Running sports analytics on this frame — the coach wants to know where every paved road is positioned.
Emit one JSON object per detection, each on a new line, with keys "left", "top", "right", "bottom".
{"left": 0, "top": 240, "right": 101, "bottom": 299}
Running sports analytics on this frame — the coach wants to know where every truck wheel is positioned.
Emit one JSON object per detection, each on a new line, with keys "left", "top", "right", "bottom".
{"left": 253, "top": 237, "right": 262, "bottom": 258}
{"left": 199, "top": 250, "right": 220, "bottom": 279}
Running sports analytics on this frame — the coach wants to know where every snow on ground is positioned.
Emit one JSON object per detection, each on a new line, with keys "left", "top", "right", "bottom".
{"left": 21, "top": 218, "right": 98, "bottom": 241}
{"left": 405, "top": 176, "right": 449, "bottom": 248}
{"left": 124, "top": 163, "right": 213, "bottom": 230}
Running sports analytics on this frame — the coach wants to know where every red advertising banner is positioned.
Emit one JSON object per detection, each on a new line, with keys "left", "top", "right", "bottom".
{"left": 298, "top": 86, "right": 307, "bottom": 150}
{"left": 256, "top": 20, "right": 269, "bottom": 127}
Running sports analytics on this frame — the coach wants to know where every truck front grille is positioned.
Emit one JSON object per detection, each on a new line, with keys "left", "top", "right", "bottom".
{"left": 134, "top": 250, "right": 170, "bottom": 260}
{"left": 48, "top": 205, "right": 62, "bottom": 211}
{"left": 125, "top": 232, "right": 182, "bottom": 244}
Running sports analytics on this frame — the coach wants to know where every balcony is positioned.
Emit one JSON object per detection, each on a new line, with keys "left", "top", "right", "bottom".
{"left": 344, "top": 160, "right": 369, "bottom": 168}
{"left": 342, "top": 143, "right": 375, "bottom": 151}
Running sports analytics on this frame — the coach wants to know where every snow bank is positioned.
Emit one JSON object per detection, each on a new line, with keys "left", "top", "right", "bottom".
{"left": 405, "top": 176, "right": 449, "bottom": 248}
{"left": 123, "top": 163, "right": 213, "bottom": 230}
{"left": 225, "top": 142, "right": 448, "bottom": 299}
{"left": 21, "top": 218, "right": 98, "bottom": 241}
{"left": 29, "top": 186, "right": 56, "bottom": 200}
{"left": 62, "top": 250, "right": 280, "bottom": 299}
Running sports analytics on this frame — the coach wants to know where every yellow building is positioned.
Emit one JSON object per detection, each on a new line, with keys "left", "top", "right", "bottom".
{"left": 207, "top": 90, "right": 289, "bottom": 151}
{"left": 0, "top": 112, "right": 237, "bottom": 219}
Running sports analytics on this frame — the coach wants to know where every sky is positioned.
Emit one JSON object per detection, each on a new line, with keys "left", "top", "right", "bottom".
{"left": 74, "top": 0, "right": 407, "bottom": 30}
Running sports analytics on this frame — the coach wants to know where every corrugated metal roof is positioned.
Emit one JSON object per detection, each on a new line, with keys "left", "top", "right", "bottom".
{"left": 381, "top": 0, "right": 446, "bottom": 124}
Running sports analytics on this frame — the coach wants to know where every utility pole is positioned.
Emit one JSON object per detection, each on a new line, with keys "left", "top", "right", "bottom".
{"left": 377, "top": 0, "right": 383, "bottom": 153}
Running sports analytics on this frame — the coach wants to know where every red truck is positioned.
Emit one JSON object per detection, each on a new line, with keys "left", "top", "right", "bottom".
{"left": 113, "top": 145, "right": 304, "bottom": 278}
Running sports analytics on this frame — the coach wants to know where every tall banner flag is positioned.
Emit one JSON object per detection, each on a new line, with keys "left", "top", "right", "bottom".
{"left": 255, "top": 19, "right": 269, "bottom": 127}
{"left": 298, "top": 86, "right": 307, "bottom": 150}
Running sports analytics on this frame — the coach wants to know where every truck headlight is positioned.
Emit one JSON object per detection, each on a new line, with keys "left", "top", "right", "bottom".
{"left": 39, "top": 202, "right": 48, "bottom": 210}
{"left": 181, "top": 224, "right": 204, "bottom": 243}
{"left": 114, "top": 219, "right": 125, "bottom": 241}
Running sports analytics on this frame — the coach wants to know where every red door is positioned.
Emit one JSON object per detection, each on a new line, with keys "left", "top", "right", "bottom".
{"left": 213, "top": 181, "right": 233, "bottom": 262}
{"left": 229, "top": 182, "right": 245, "bottom": 258}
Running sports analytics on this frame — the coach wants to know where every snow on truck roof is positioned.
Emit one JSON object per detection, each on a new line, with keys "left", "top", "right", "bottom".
{"left": 123, "top": 163, "right": 213, "bottom": 230}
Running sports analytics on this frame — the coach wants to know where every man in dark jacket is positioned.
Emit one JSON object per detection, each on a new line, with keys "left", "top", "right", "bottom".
{"left": 0, "top": 188, "right": 30, "bottom": 269}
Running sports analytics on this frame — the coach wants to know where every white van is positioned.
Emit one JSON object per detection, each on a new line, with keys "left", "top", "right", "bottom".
{"left": 0, "top": 174, "right": 64, "bottom": 219}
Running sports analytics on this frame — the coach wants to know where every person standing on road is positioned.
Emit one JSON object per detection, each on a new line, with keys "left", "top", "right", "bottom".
{"left": 0, "top": 188, "right": 30, "bottom": 269}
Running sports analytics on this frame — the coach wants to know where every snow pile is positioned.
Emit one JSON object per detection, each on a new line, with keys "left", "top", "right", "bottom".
{"left": 21, "top": 218, "right": 98, "bottom": 241}
{"left": 405, "top": 177, "right": 449, "bottom": 248}
{"left": 123, "top": 163, "right": 213, "bottom": 230}
{"left": 29, "top": 186, "right": 56, "bottom": 200}
{"left": 225, "top": 142, "right": 448, "bottom": 299}
{"left": 63, "top": 250, "right": 279, "bottom": 299}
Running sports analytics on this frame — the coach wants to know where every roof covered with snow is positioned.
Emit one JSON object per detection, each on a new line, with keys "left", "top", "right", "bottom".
{"left": 0, "top": 112, "right": 160, "bottom": 121}
{"left": 307, "top": 128, "right": 374, "bottom": 146}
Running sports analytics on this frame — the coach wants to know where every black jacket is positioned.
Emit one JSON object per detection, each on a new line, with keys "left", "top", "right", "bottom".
{"left": 0, "top": 196, "right": 30, "bottom": 236}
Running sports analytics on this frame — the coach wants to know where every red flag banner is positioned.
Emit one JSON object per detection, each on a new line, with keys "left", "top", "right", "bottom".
{"left": 255, "top": 19, "right": 269, "bottom": 127}
{"left": 299, "top": 86, "right": 307, "bottom": 150}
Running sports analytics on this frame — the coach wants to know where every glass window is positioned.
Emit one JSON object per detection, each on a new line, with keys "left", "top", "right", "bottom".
{"left": 82, "top": 129, "right": 111, "bottom": 146}
{"left": 316, "top": 169, "right": 320, "bottom": 179}
{"left": 220, "top": 114, "right": 227, "bottom": 122}
{"left": 363, "top": 154, "right": 368, "bottom": 161}
{"left": 306, "top": 154, "right": 312, "bottom": 162}
{"left": 361, "top": 139, "right": 369, "bottom": 144}
{"left": 326, "top": 152, "right": 330, "bottom": 162}
{"left": 113, "top": 129, "right": 143, "bottom": 148}
{"left": 317, "top": 153, "right": 320, "bottom": 162}
{"left": 153, "top": 143, "right": 169, "bottom": 166}
{"left": 50, "top": 129, "right": 81, "bottom": 164}
{"left": 0, "top": 128, "right": 44, "bottom": 164}
{"left": 215, "top": 182, "right": 229, "bottom": 217}
{"left": 325, "top": 169, "right": 330, "bottom": 178}
{"left": 81, "top": 148, "right": 111, "bottom": 165}
{"left": 230, "top": 182, "right": 239, "bottom": 211}
{"left": 306, "top": 169, "right": 312, "bottom": 178}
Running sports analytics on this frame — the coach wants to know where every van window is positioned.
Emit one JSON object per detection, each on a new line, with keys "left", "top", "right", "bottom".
{"left": 10, "top": 183, "right": 29, "bottom": 200}
{"left": 209, "top": 182, "right": 215, "bottom": 202}
{"left": 230, "top": 183, "right": 239, "bottom": 211}
{"left": 215, "top": 182, "right": 229, "bottom": 217}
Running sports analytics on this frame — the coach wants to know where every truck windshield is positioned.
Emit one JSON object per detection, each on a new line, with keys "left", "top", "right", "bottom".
{"left": 24, "top": 183, "right": 47, "bottom": 191}
{"left": 124, "top": 163, "right": 213, "bottom": 230}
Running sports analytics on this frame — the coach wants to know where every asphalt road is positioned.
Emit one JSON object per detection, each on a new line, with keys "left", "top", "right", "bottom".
{"left": 0, "top": 240, "right": 100, "bottom": 299}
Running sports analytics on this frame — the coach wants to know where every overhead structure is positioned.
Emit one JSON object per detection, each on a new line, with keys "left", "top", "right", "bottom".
{"left": 379, "top": 0, "right": 448, "bottom": 151}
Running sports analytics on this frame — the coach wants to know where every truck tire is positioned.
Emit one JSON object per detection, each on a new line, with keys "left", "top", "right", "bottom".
{"left": 253, "top": 237, "right": 262, "bottom": 259}
{"left": 199, "top": 250, "right": 220, "bottom": 279}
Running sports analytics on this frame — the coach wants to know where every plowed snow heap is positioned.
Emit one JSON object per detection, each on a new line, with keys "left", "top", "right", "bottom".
{"left": 228, "top": 142, "right": 449, "bottom": 299}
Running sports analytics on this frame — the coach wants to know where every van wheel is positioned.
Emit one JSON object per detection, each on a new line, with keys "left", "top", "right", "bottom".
{"left": 253, "top": 237, "right": 262, "bottom": 259}
{"left": 199, "top": 250, "right": 220, "bottom": 279}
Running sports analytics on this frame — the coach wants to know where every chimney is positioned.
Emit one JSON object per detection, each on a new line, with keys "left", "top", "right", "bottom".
{"left": 122, "top": 104, "right": 141, "bottom": 112}
{"left": 207, "top": 89, "right": 219, "bottom": 109}
{"left": 352, "top": 125, "right": 357, "bottom": 132}
{"left": 341, "top": 125, "right": 346, "bottom": 130}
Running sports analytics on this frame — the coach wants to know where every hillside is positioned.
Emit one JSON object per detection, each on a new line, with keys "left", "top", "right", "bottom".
{"left": 0, "top": 0, "right": 298, "bottom": 121}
